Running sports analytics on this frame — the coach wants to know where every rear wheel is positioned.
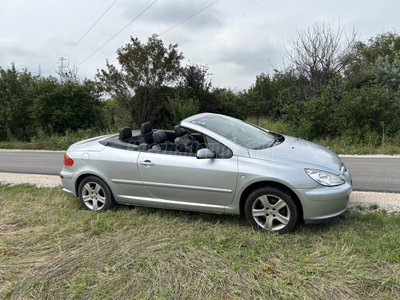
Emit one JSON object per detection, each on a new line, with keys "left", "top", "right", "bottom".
{"left": 244, "top": 186, "right": 299, "bottom": 234}
{"left": 78, "top": 176, "right": 116, "bottom": 211}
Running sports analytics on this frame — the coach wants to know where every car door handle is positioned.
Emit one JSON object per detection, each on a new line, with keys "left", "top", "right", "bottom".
{"left": 140, "top": 160, "right": 154, "bottom": 167}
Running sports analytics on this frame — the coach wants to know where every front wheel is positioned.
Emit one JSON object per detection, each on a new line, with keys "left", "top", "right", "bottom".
{"left": 244, "top": 186, "right": 299, "bottom": 234}
{"left": 78, "top": 176, "right": 116, "bottom": 211}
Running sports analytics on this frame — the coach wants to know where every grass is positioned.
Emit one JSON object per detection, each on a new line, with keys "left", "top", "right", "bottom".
{"left": 315, "top": 138, "right": 400, "bottom": 156}
{"left": 0, "top": 128, "right": 103, "bottom": 151}
{"left": 1, "top": 183, "right": 399, "bottom": 299}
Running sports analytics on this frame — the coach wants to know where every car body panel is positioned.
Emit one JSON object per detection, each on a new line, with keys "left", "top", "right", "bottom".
{"left": 249, "top": 136, "right": 342, "bottom": 174}
{"left": 137, "top": 151, "right": 238, "bottom": 206}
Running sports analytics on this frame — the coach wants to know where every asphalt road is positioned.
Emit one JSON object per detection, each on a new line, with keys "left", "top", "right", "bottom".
{"left": 0, "top": 150, "right": 399, "bottom": 193}
{"left": 0, "top": 150, "right": 65, "bottom": 175}
{"left": 341, "top": 156, "right": 400, "bottom": 193}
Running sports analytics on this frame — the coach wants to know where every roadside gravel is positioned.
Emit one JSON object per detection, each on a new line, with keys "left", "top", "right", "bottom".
{"left": 0, "top": 172, "right": 61, "bottom": 188}
{"left": 1, "top": 172, "right": 399, "bottom": 214}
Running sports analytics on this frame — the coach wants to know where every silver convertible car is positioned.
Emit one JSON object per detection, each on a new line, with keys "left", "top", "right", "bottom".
{"left": 60, "top": 113, "right": 352, "bottom": 233}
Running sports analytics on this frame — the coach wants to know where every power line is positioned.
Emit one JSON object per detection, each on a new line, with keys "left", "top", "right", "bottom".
{"left": 106, "top": 0, "right": 220, "bottom": 66}
{"left": 63, "top": 0, "right": 118, "bottom": 58}
{"left": 46, "top": 0, "right": 118, "bottom": 74}
{"left": 77, "top": 0, "right": 158, "bottom": 67}
{"left": 156, "top": 0, "right": 220, "bottom": 37}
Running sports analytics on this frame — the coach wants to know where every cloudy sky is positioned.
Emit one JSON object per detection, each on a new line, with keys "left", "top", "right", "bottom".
{"left": 1, "top": 0, "right": 399, "bottom": 90}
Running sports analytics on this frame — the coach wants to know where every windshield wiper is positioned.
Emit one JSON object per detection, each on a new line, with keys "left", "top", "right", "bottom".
{"left": 269, "top": 134, "right": 285, "bottom": 147}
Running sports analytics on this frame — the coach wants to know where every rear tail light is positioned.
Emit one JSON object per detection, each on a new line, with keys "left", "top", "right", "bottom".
{"left": 64, "top": 154, "right": 74, "bottom": 166}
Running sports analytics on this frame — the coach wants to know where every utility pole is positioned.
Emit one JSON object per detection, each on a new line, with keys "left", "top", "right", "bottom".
{"left": 58, "top": 57, "right": 66, "bottom": 81}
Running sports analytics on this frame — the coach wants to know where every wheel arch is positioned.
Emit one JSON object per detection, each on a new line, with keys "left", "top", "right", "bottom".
{"left": 74, "top": 173, "right": 112, "bottom": 197}
{"left": 238, "top": 181, "right": 304, "bottom": 222}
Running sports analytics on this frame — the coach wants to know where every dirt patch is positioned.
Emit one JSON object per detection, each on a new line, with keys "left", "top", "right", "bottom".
{"left": 0, "top": 172, "right": 61, "bottom": 188}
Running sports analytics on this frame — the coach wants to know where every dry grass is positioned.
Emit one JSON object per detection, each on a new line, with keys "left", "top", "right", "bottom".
{"left": 1, "top": 183, "right": 399, "bottom": 299}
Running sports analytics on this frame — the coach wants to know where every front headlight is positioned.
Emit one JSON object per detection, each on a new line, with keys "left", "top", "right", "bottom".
{"left": 305, "top": 168, "right": 345, "bottom": 187}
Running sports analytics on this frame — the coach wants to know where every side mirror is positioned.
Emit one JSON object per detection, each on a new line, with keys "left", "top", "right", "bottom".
{"left": 196, "top": 148, "right": 215, "bottom": 159}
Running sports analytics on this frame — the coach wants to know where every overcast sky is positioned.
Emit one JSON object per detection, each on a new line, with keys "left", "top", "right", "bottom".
{"left": 1, "top": 0, "right": 399, "bottom": 90}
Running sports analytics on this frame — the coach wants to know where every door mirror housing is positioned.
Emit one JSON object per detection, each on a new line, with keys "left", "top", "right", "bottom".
{"left": 196, "top": 148, "right": 215, "bottom": 159}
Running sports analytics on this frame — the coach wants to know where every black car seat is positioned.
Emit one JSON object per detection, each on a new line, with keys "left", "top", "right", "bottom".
{"left": 141, "top": 122, "right": 153, "bottom": 144}
{"left": 119, "top": 127, "right": 132, "bottom": 142}
{"left": 152, "top": 130, "right": 176, "bottom": 151}
{"left": 174, "top": 125, "right": 202, "bottom": 153}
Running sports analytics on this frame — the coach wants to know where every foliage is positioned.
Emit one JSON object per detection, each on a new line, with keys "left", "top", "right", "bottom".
{"left": 0, "top": 64, "right": 104, "bottom": 142}
{"left": 168, "top": 97, "right": 200, "bottom": 125}
{"left": 277, "top": 27, "right": 400, "bottom": 144}
{"left": 337, "top": 87, "right": 400, "bottom": 144}
{"left": 32, "top": 77, "right": 104, "bottom": 135}
{"left": 0, "top": 64, "right": 35, "bottom": 141}
{"left": 102, "top": 97, "right": 134, "bottom": 130}
{"left": 351, "top": 31, "right": 400, "bottom": 67}
{"left": 178, "top": 64, "right": 212, "bottom": 111}
{"left": 245, "top": 73, "right": 283, "bottom": 123}
{"left": 96, "top": 34, "right": 184, "bottom": 127}
{"left": 2, "top": 29, "right": 400, "bottom": 146}
{"left": 175, "top": 64, "right": 243, "bottom": 118}
{"left": 370, "top": 54, "right": 400, "bottom": 93}
{"left": 284, "top": 79, "right": 400, "bottom": 143}
{"left": 212, "top": 88, "right": 243, "bottom": 119}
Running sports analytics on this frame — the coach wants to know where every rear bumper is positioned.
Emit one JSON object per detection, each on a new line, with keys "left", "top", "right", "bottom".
{"left": 60, "top": 169, "right": 77, "bottom": 197}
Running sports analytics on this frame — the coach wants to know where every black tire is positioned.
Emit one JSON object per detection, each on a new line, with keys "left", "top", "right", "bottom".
{"left": 78, "top": 176, "right": 117, "bottom": 211}
{"left": 244, "top": 186, "right": 299, "bottom": 234}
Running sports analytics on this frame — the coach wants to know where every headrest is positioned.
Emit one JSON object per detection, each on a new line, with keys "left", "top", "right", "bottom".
{"left": 153, "top": 130, "right": 167, "bottom": 143}
{"left": 141, "top": 122, "right": 152, "bottom": 135}
{"left": 174, "top": 125, "right": 188, "bottom": 137}
{"left": 119, "top": 127, "right": 132, "bottom": 140}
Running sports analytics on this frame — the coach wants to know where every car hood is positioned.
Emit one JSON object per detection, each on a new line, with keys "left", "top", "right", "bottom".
{"left": 248, "top": 136, "right": 342, "bottom": 174}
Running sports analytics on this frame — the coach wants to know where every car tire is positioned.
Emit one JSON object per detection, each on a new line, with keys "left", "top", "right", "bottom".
{"left": 244, "top": 186, "right": 299, "bottom": 234}
{"left": 78, "top": 176, "right": 116, "bottom": 211}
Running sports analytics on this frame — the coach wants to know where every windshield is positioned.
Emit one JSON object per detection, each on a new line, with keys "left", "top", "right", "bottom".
{"left": 192, "top": 115, "right": 282, "bottom": 149}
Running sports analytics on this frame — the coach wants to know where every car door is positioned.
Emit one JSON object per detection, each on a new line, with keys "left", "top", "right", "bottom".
{"left": 137, "top": 146, "right": 238, "bottom": 209}
{"left": 97, "top": 146, "right": 150, "bottom": 203}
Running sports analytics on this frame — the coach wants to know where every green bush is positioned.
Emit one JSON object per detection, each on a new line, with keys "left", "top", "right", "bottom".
{"left": 168, "top": 97, "right": 200, "bottom": 125}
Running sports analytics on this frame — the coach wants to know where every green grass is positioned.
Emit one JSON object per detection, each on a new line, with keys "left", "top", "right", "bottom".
{"left": 0, "top": 128, "right": 103, "bottom": 151}
{"left": 315, "top": 138, "right": 400, "bottom": 156}
{"left": 1, "top": 183, "right": 399, "bottom": 299}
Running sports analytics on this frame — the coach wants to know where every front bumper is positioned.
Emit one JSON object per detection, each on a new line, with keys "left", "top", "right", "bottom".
{"left": 294, "top": 181, "right": 352, "bottom": 222}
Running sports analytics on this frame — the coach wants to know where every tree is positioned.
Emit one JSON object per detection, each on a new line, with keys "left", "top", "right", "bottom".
{"left": 345, "top": 31, "right": 400, "bottom": 90}
{"left": 178, "top": 64, "right": 211, "bottom": 111}
{"left": 212, "top": 88, "right": 242, "bottom": 119}
{"left": 32, "top": 78, "right": 103, "bottom": 134}
{"left": 97, "top": 35, "right": 184, "bottom": 127}
{"left": 285, "top": 22, "right": 358, "bottom": 101}
{"left": 372, "top": 54, "right": 400, "bottom": 93}
{"left": 0, "top": 64, "right": 34, "bottom": 141}
{"left": 351, "top": 31, "right": 400, "bottom": 66}
{"left": 336, "top": 86, "right": 399, "bottom": 144}
{"left": 168, "top": 96, "right": 200, "bottom": 125}
{"left": 246, "top": 73, "right": 283, "bottom": 123}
